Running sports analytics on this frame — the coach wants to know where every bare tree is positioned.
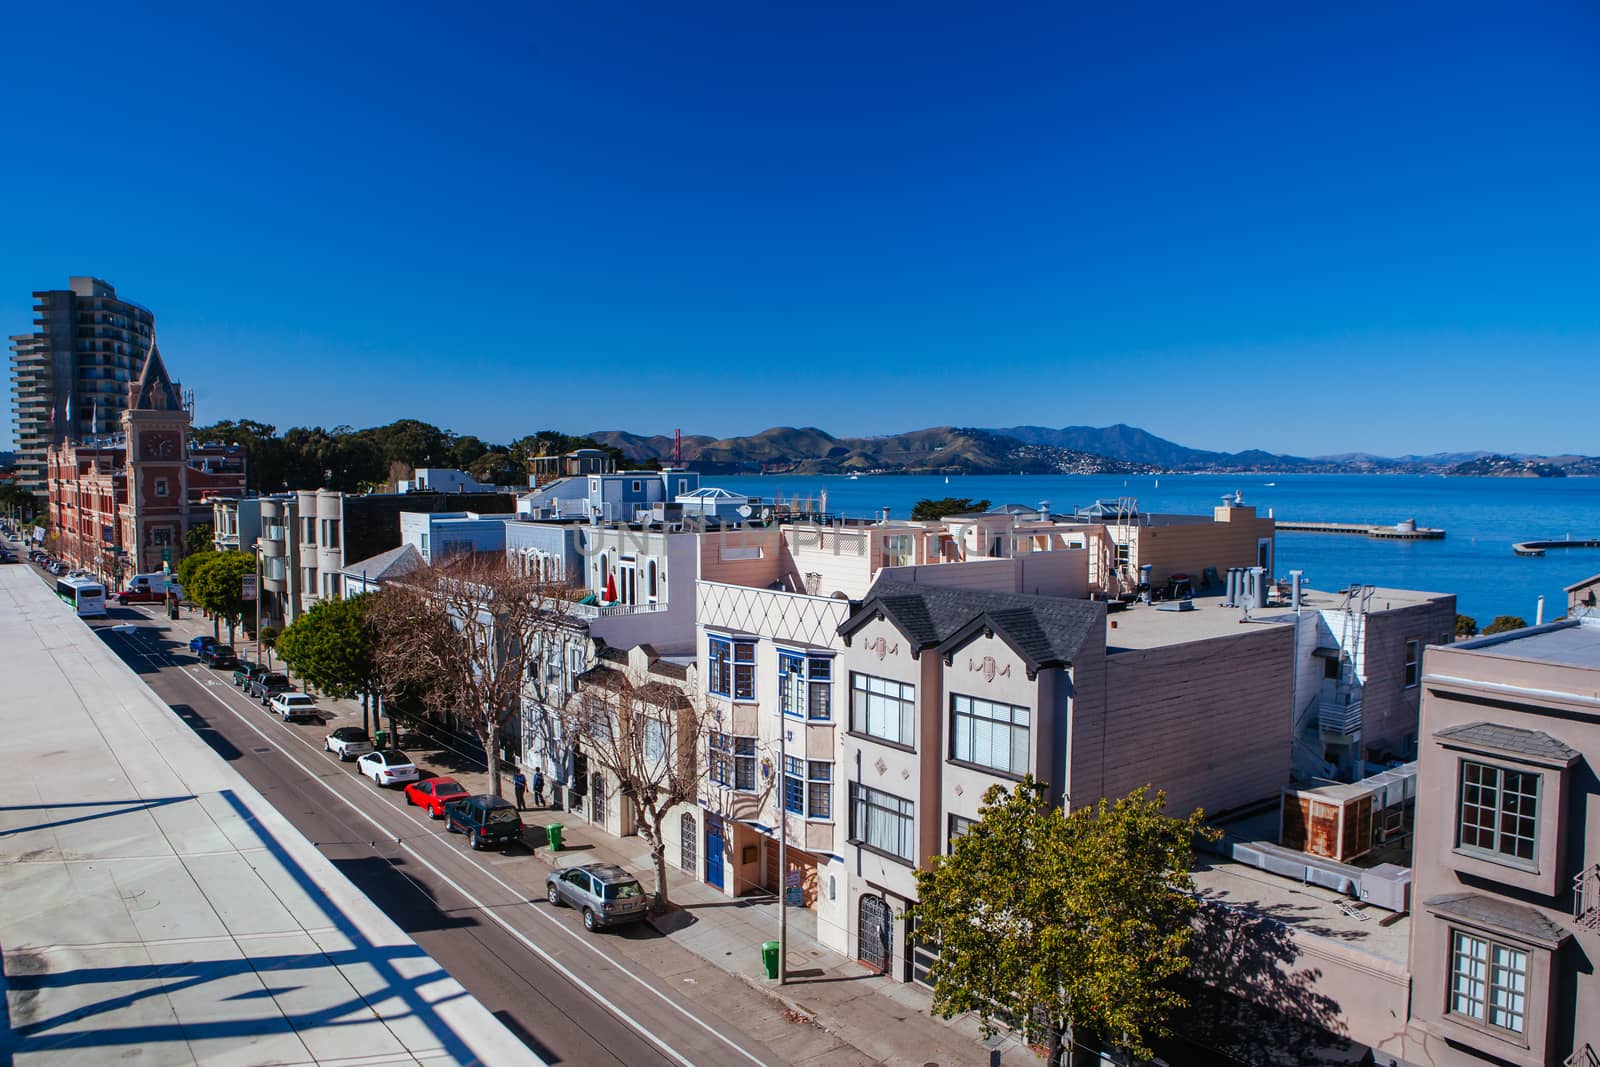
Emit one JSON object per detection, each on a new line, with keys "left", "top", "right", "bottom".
{"left": 369, "top": 552, "right": 578, "bottom": 798}
{"left": 563, "top": 660, "right": 708, "bottom": 909}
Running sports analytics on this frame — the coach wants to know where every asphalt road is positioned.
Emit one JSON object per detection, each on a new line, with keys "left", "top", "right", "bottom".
{"left": 71, "top": 593, "right": 787, "bottom": 1067}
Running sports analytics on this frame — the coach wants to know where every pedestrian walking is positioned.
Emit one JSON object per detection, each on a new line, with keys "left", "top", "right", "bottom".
{"left": 512, "top": 770, "right": 527, "bottom": 812}
{"left": 531, "top": 767, "right": 545, "bottom": 808}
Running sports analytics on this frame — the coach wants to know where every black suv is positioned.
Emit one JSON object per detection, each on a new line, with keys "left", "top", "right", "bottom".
{"left": 248, "top": 672, "right": 290, "bottom": 703}
{"left": 200, "top": 645, "right": 238, "bottom": 669}
{"left": 444, "top": 795, "right": 524, "bottom": 851}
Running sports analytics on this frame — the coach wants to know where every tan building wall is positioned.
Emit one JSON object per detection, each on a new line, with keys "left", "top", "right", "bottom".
{"left": 1119, "top": 507, "right": 1277, "bottom": 587}
{"left": 1092, "top": 624, "right": 1295, "bottom": 818}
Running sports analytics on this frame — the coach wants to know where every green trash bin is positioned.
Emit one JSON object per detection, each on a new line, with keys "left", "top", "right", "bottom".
{"left": 373, "top": 729, "right": 388, "bottom": 750}
{"left": 761, "top": 940, "right": 781, "bottom": 980}
{"left": 546, "top": 823, "right": 564, "bottom": 851}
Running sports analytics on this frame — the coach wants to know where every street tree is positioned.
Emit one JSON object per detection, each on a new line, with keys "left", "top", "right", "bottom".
{"left": 276, "top": 595, "right": 381, "bottom": 731}
{"left": 188, "top": 551, "right": 256, "bottom": 646}
{"left": 184, "top": 522, "right": 214, "bottom": 559}
{"left": 369, "top": 552, "right": 578, "bottom": 798}
{"left": 564, "top": 658, "right": 709, "bottom": 908}
{"left": 909, "top": 779, "right": 1213, "bottom": 1067}
{"left": 175, "top": 548, "right": 217, "bottom": 595}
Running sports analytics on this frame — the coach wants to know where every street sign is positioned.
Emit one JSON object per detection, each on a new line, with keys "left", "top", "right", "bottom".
{"left": 241, "top": 574, "right": 257, "bottom": 601}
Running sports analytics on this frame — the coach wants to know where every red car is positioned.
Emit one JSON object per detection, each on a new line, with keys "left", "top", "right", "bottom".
{"left": 404, "top": 777, "right": 470, "bottom": 819}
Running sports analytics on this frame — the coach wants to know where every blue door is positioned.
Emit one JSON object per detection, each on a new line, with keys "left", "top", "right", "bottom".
{"left": 704, "top": 813, "right": 725, "bottom": 890}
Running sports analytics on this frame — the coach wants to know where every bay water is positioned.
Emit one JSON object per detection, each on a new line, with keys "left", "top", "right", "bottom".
{"left": 718, "top": 472, "right": 1600, "bottom": 627}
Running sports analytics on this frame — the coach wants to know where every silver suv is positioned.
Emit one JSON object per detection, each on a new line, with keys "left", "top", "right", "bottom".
{"left": 545, "top": 863, "right": 648, "bottom": 931}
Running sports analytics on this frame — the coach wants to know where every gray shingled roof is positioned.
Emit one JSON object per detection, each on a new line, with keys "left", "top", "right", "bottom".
{"left": 1435, "top": 721, "right": 1579, "bottom": 765}
{"left": 1424, "top": 892, "right": 1570, "bottom": 949}
{"left": 341, "top": 542, "right": 424, "bottom": 582}
{"left": 841, "top": 580, "right": 1102, "bottom": 673}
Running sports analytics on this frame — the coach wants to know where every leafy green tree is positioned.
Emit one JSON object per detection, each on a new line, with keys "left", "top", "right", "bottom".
{"left": 910, "top": 779, "right": 1212, "bottom": 1066}
{"left": 468, "top": 449, "right": 520, "bottom": 486}
{"left": 276, "top": 596, "right": 381, "bottom": 730}
{"left": 0, "top": 483, "right": 38, "bottom": 518}
{"left": 188, "top": 551, "right": 256, "bottom": 646}
{"left": 1483, "top": 615, "right": 1529, "bottom": 635}
{"left": 910, "top": 497, "right": 991, "bottom": 521}
{"left": 192, "top": 419, "right": 288, "bottom": 493}
{"left": 184, "top": 522, "right": 214, "bottom": 559}
{"left": 176, "top": 549, "right": 219, "bottom": 599}
{"left": 1455, "top": 614, "right": 1479, "bottom": 638}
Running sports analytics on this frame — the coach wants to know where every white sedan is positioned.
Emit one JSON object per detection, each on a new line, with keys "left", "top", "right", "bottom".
{"left": 269, "top": 692, "right": 317, "bottom": 721}
{"left": 357, "top": 749, "right": 418, "bottom": 788}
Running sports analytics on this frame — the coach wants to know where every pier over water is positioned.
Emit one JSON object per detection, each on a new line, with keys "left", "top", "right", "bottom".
{"left": 1275, "top": 519, "right": 1445, "bottom": 541}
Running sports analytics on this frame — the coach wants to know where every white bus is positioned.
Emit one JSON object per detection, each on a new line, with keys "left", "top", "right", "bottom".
{"left": 56, "top": 575, "right": 108, "bottom": 618}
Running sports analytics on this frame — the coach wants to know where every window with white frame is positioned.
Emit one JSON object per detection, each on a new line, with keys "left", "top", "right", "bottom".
{"left": 850, "top": 672, "right": 915, "bottom": 748}
{"left": 949, "top": 694, "right": 1030, "bottom": 776}
{"left": 709, "top": 732, "right": 755, "bottom": 790}
{"left": 779, "top": 652, "right": 833, "bottom": 720}
{"left": 708, "top": 636, "right": 756, "bottom": 700}
{"left": 1449, "top": 929, "right": 1527, "bottom": 1035}
{"left": 1457, "top": 760, "right": 1539, "bottom": 866}
{"left": 849, "top": 782, "right": 914, "bottom": 862}
{"left": 1405, "top": 639, "right": 1420, "bottom": 687}
{"left": 643, "top": 717, "right": 668, "bottom": 763}
{"left": 782, "top": 757, "right": 832, "bottom": 819}
{"left": 883, "top": 533, "right": 915, "bottom": 568}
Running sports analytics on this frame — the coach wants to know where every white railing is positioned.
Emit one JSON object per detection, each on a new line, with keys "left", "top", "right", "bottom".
{"left": 1317, "top": 696, "right": 1362, "bottom": 737}
{"left": 1574, "top": 865, "right": 1600, "bottom": 931}
{"left": 568, "top": 600, "right": 669, "bottom": 619}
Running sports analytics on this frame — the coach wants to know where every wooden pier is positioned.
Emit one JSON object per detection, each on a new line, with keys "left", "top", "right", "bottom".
{"left": 1512, "top": 538, "right": 1600, "bottom": 558}
{"left": 1275, "top": 520, "right": 1446, "bottom": 541}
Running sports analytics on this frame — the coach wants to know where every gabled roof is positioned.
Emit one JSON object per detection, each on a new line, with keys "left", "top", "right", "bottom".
{"left": 130, "top": 338, "right": 182, "bottom": 411}
{"left": 840, "top": 580, "right": 1102, "bottom": 675}
{"left": 1435, "top": 721, "right": 1580, "bottom": 766}
{"left": 341, "top": 542, "right": 424, "bottom": 582}
{"left": 1565, "top": 572, "right": 1600, "bottom": 593}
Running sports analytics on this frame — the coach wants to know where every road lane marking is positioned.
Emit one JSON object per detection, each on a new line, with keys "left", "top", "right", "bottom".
{"left": 103, "top": 624, "right": 774, "bottom": 1067}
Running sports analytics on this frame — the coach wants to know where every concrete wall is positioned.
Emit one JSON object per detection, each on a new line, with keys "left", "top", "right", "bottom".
{"left": 1123, "top": 510, "right": 1276, "bottom": 586}
{"left": 1091, "top": 623, "right": 1295, "bottom": 818}
{"left": 878, "top": 548, "right": 1088, "bottom": 599}
{"left": 1356, "top": 596, "right": 1457, "bottom": 760}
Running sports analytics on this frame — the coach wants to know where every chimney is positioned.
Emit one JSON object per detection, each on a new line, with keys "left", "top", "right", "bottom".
{"left": 1290, "top": 569, "right": 1303, "bottom": 612}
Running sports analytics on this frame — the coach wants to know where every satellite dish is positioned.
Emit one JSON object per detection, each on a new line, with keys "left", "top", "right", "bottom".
{"left": 737, "top": 504, "right": 753, "bottom": 518}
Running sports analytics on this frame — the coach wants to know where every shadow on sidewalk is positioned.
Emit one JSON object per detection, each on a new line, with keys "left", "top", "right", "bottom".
{"left": 782, "top": 968, "right": 879, "bottom": 985}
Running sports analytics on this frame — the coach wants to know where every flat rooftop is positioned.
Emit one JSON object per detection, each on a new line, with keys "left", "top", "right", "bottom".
{"left": 1452, "top": 617, "right": 1600, "bottom": 669}
{"left": 0, "top": 567, "right": 539, "bottom": 1067}
{"left": 1192, "top": 809, "right": 1410, "bottom": 967}
{"left": 1107, "top": 585, "right": 1453, "bottom": 653}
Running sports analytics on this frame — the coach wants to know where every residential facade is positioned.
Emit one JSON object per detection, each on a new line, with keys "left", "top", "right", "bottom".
{"left": 1405, "top": 618, "right": 1600, "bottom": 1066}
{"left": 10, "top": 277, "right": 159, "bottom": 499}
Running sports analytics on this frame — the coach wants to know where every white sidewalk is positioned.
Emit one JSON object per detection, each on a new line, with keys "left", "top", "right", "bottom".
{"left": 0, "top": 565, "right": 541, "bottom": 1067}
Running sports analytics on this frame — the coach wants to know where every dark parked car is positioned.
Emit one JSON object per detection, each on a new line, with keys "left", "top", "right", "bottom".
{"left": 545, "top": 862, "right": 648, "bottom": 931}
{"left": 233, "top": 663, "right": 269, "bottom": 689}
{"left": 199, "top": 645, "right": 237, "bottom": 668}
{"left": 444, "top": 795, "right": 524, "bottom": 851}
{"left": 248, "top": 672, "right": 290, "bottom": 702}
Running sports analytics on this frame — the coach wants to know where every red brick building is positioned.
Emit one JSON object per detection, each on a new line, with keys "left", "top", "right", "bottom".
{"left": 47, "top": 344, "right": 244, "bottom": 585}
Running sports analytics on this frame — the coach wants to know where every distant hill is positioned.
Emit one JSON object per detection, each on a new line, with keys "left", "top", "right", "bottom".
{"left": 586, "top": 425, "right": 1148, "bottom": 476}
{"left": 588, "top": 423, "right": 1600, "bottom": 477}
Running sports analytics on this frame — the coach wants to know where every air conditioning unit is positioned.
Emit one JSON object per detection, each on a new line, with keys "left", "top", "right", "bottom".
{"left": 1359, "top": 863, "right": 1412, "bottom": 913}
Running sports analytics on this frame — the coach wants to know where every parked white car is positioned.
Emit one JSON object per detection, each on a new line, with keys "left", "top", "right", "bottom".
{"left": 269, "top": 692, "right": 317, "bottom": 721}
{"left": 323, "top": 727, "right": 374, "bottom": 761}
{"left": 357, "top": 750, "right": 418, "bottom": 787}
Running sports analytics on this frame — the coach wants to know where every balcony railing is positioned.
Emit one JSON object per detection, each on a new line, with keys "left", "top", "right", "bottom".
{"left": 1574, "top": 865, "right": 1600, "bottom": 931}
{"left": 1565, "top": 1044, "right": 1599, "bottom": 1067}
{"left": 569, "top": 600, "right": 669, "bottom": 619}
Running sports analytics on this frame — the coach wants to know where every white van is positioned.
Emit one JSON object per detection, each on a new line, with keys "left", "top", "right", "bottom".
{"left": 119, "top": 572, "right": 183, "bottom": 602}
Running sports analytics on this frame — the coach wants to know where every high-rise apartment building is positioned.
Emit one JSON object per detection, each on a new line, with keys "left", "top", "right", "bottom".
{"left": 9, "top": 277, "right": 158, "bottom": 498}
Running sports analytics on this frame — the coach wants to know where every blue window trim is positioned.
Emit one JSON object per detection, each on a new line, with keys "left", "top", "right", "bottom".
{"left": 778, "top": 647, "right": 834, "bottom": 721}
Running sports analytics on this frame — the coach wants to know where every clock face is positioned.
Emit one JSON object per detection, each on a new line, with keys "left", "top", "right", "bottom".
{"left": 141, "top": 432, "right": 177, "bottom": 459}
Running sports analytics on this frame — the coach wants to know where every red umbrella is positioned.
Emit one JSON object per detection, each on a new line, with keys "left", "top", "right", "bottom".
{"left": 604, "top": 572, "right": 618, "bottom": 603}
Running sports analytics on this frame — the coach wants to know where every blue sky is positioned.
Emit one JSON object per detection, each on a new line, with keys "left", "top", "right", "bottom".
{"left": 3, "top": 3, "right": 1597, "bottom": 456}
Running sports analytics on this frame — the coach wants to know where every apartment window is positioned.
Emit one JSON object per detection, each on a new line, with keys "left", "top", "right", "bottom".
{"left": 420, "top": 532, "right": 429, "bottom": 555}
{"left": 303, "top": 518, "right": 315, "bottom": 543}
{"left": 1457, "top": 760, "right": 1539, "bottom": 866}
{"left": 1449, "top": 929, "right": 1527, "bottom": 1035}
{"left": 1115, "top": 541, "right": 1131, "bottom": 566}
{"left": 631, "top": 480, "right": 642, "bottom": 492}
{"left": 950, "top": 694, "right": 1031, "bottom": 777}
{"left": 779, "top": 652, "right": 833, "bottom": 720}
{"left": 850, "top": 673, "right": 916, "bottom": 748}
{"left": 782, "top": 757, "right": 833, "bottom": 819}
{"left": 948, "top": 813, "right": 976, "bottom": 853}
{"left": 709, "top": 637, "right": 756, "bottom": 701}
{"left": 849, "top": 782, "right": 915, "bottom": 863}
{"left": 1405, "top": 639, "right": 1420, "bottom": 687}
{"left": 883, "top": 534, "right": 915, "bottom": 568}
{"left": 153, "top": 478, "right": 168, "bottom": 498}
{"left": 709, "top": 732, "right": 756, "bottom": 791}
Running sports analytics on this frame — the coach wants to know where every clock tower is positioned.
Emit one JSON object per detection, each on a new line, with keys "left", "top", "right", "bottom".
{"left": 120, "top": 342, "right": 190, "bottom": 574}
